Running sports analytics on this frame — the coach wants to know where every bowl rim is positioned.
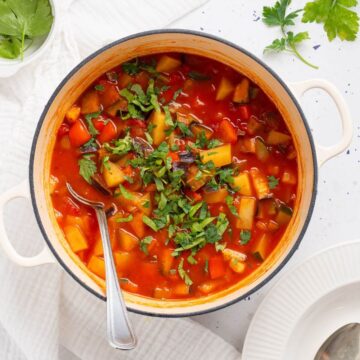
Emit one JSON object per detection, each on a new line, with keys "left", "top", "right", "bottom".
{"left": 28, "top": 29, "right": 318, "bottom": 317}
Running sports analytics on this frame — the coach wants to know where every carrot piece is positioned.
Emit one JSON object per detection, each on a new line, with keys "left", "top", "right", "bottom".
{"left": 172, "top": 283, "right": 190, "bottom": 296}
{"left": 69, "top": 120, "right": 91, "bottom": 147}
{"left": 209, "top": 256, "right": 226, "bottom": 279}
{"left": 217, "top": 119, "right": 237, "bottom": 143}
{"left": 97, "top": 120, "right": 117, "bottom": 143}
{"left": 88, "top": 256, "right": 105, "bottom": 279}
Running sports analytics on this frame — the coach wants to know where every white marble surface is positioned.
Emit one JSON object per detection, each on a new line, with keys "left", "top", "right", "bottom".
{"left": 170, "top": 0, "right": 360, "bottom": 352}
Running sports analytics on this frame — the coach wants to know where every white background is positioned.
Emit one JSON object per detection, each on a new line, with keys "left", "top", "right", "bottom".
{"left": 171, "top": 0, "right": 360, "bottom": 351}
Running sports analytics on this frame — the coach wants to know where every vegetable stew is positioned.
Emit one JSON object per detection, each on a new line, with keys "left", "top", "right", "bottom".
{"left": 50, "top": 53, "right": 298, "bottom": 300}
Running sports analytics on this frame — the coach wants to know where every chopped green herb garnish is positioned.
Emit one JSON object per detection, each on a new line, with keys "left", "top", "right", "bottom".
{"left": 142, "top": 215, "right": 159, "bottom": 231}
{"left": 78, "top": 155, "right": 97, "bottom": 184}
{"left": 225, "top": 196, "right": 239, "bottom": 217}
{"left": 85, "top": 112, "right": 101, "bottom": 136}
{"left": 94, "top": 84, "right": 105, "bottom": 91}
{"left": 139, "top": 236, "right": 153, "bottom": 255}
{"left": 119, "top": 184, "right": 134, "bottom": 200}
{"left": 268, "top": 175, "right": 279, "bottom": 189}
{"left": 240, "top": 230, "right": 252, "bottom": 245}
{"left": 178, "top": 258, "right": 193, "bottom": 286}
{"left": 115, "top": 214, "right": 134, "bottom": 223}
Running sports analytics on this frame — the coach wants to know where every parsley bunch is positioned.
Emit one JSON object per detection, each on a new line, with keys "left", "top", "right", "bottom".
{"left": 0, "top": 0, "right": 53, "bottom": 60}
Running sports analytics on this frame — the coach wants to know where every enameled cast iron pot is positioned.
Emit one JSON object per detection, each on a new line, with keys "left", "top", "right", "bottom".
{"left": 0, "top": 30, "right": 353, "bottom": 317}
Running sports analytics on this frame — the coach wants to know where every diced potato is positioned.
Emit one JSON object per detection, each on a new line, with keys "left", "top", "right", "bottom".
{"left": 113, "top": 251, "right": 134, "bottom": 275}
{"left": 236, "top": 197, "right": 257, "bottom": 230}
{"left": 93, "top": 235, "right": 104, "bottom": 256}
{"left": 186, "top": 165, "right": 213, "bottom": 191}
{"left": 159, "top": 248, "right": 174, "bottom": 275}
{"left": 118, "top": 73, "right": 133, "bottom": 88}
{"left": 81, "top": 91, "right": 101, "bottom": 114}
{"left": 129, "top": 212, "right": 146, "bottom": 238}
{"left": 118, "top": 229, "right": 139, "bottom": 252}
{"left": 156, "top": 55, "right": 181, "bottom": 73}
{"left": 281, "top": 170, "right": 297, "bottom": 185}
{"left": 267, "top": 130, "right": 291, "bottom": 145}
{"left": 250, "top": 168, "right": 270, "bottom": 199}
{"left": 216, "top": 77, "right": 235, "bottom": 101}
{"left": 173, "top": 283, "right": 190, "bottom": 296}
{"left": 233, "top": 78, "right": 250, "bottom": 103}
{"left": 65, "top": 105, "right": 81, "bottom": 123}
{"left": 116, "top": 191, "right": 152, "bottom": 216}
{"left": 253, "top": 233, "right": 270, "bottom": 261}
{"left": 154, "top": 287, "right": 172, "bottom": 299}
{"left": 200, "top": 144, "right": 232, "bottom": 168}
{"left": 149, "top": 110, "right": 167, "bottom": 146}
{"left": 203, "top": 188, "right": 228, "bottom": 204}
{"left": 64, "top": 215, "right": 87, "bottom": 232}
{"left": 88, "top": 255, "right": 105, "bottom": 279}
{"left": 231, "top": 172, "right": 253, "bottom": 196}
{"left": 255, "top": 137, "right": 270, "bottom": 162}
{"left": 198, "top": 280, "right": 221, "bottom": 294}
{"left": 275, "top": 204, "right": 293, "bottom": 225}
{"left": 103, "top": 161, "right": 126, "bottom": 188}
{"left": 64, "top": 225, "right": 88, "bottom": 253}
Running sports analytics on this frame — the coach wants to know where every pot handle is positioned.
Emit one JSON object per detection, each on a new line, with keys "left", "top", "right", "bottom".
{"left": 289, "top": 79, "right": 353, "bottom": 167}
{"left": 0, "top": 181, "right": 55, "bottom": 267}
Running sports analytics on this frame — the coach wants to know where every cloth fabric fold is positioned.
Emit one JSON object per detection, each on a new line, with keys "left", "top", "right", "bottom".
{"left": 0, "top": 0, "right": 241, "bottom": 359}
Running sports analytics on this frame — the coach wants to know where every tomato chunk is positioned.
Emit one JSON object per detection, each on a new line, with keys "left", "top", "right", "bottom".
{"left": 238, "top": 105, "right": 252, "bottom": 120}
{"left": 97, "top": 120, "right": 117, "bottom": 143}
{"left": 209, "top": 256, "right": 226, "bottom": 279}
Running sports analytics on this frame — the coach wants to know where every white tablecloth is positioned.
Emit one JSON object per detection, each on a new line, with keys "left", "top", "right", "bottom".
{"left": 0, "top": 0, "right": 241, "bottom": 359}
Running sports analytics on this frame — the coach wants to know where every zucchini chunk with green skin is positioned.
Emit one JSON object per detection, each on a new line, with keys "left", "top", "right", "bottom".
{"left": 250, "top": 168, "right": 270, "bottom": 199}
{"left": 257, "top": 198, "right": 277, "bottom": 219}
{"left": 236, "top": 196, "right": 257, "bottom": 230}
{"left": 216, "top": 77, "right": 235, "bottom": 101}
{"left": 266, "top": 130, "right": 291, "bottom": 145}
{"left": 200, "top": 144, "right": 232, "bottom": 168}
{"left": 255, "top": 137, "right": 270, "bottom": 162}
{"left": 253, "top": 233, "right": 270, "bottom": 262}
{"left": 149, "top": 110, "right": 168, "bottom": 146}
{"left": 231, "top": 172, "right": 253, "bottom": 196}
{"left": 275, "top": 204, "right": 293, "bottom": 225}
{"left": 156, "top": 55, "right": 181, "bottom": 73}
{"left": 247, "top": 116, "right": 263, "bottom": 135}
{"left": 233, "top": 78, "right": 250, "bottom": 104}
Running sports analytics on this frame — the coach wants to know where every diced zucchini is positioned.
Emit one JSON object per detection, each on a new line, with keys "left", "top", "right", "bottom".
{"left": 149, "top": 110, "right": 167, "bottom": 146}
{"left": 267, "top": 130, "right": 291, "bottom": 145}
{"left": 247, "top": 116, "right": 263, "bottom": 135}
{"left": 186, "top": 165, "right": 213, "bottom": 191}
{"left": 236, "top": 196, "right": 257, "bottom": 230}
{"left": 88, "top": 255, "right": 105, "bottom": 279}
{"left": 281, "top": 170, "right": 297, "bottom": 185}
{"left": 253, "top": 233, "right": 270, "bottom": 262}
{"left": 255, "top": 137, "right": 270, "bottom": 162}
{"left": 103, "top": 161, "right": 125, "bottom": 188}
{"left": 81, "top": 90, "right": 101, "bottom": 114}
{"left": 64, "top": 225, "right": 88, "bottom": 253}
{"left": 65, "top": 105, "right": 81, "bottom": 123}
{"left": 231, "top": 172, "right": 253, "bottom": 196}
{"left": 191, "top": 123, "right": 213, "bottom": 139}
{"left": 203, "top": 187, "right": 228, "bottom": 203}
{"left": 250, "top": 168, "right": 270, "bottom": 199}
{"left": 106, "top": 98, "right": 128, "bottom": 117}
{"left": 154, "top": 287, "right": 172, "bottom": 299}
{"left": 275, "top": 204, "right": 293, "bottom": 225}
{"left": 257, "top": 198, "right": 277, "bottom": 219}
{"left": 216, "top": 77, "right": 235, "bottom": 101}
{"left": 233, "top": 78, "right": 250, "bottom": 104}
{"left": 173, "top": 283, "right": 190, "bottom": 296}
{"left": 118, "top": 229, "right": 139, "bottom": 251}
{"left": 156, "top": 55, "right": 181, "bottom": 73}
{"left": 200, "top": 144, "right": 232, "bottom": 167}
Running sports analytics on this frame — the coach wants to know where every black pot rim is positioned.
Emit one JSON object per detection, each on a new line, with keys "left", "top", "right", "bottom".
{"left": 29, "top": 29, "right": 318, "bottom": 318}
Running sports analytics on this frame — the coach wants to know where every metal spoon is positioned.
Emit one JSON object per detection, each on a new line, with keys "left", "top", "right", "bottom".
{"left": 314, "top": 323, "right": 360, "bottom": 360}
{"left": 66, "top": 183, "right": 137, "bottom": 350}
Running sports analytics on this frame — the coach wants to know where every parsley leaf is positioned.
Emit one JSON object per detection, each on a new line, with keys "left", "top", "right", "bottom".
{"left": 178, "top": 258, "right": 193, "bottom": 286}
{"left": 78, "top": 155, "right": 97, "bottom": 184}
{"left": 268, "top": 175, "right": 279, "bottom": 189}
{"left": 139, "top": 236, "right": 153, "bottom": 255}
{"left": 142, "top": 215, "right": 159, "bottom": 231}
{"left": 119, "top": 184, "right": 134, "bottom": 200}
{"left": 115, "top": 214, "right": 134, "bottom": 223}
{"left": 302, "top": 0, "right": 359, "bottom": 41}
{"left": 262, "top": 0, "right": 318, "bottom": 69}
{"left": 85, "top": 111, "right": 101, "bottom": 136}
{"left": 225, "top": 196, "right": 239, "bottom": 217}
{"left": 240, "top": 230, "right": 252, "bottom": 245}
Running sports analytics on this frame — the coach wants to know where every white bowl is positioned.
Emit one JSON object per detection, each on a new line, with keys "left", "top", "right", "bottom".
{"left": 0, "top": 0, "right": 58, "bottom": 78}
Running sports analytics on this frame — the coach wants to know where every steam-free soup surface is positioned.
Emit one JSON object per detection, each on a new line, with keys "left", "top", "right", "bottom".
{"left": 50, "top": 53, "right": 297, "bottom": 299}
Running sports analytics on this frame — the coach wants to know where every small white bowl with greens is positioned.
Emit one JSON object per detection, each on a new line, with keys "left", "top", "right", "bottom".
{"left": 0, "top": 0, "right": 56, "bottom": 77}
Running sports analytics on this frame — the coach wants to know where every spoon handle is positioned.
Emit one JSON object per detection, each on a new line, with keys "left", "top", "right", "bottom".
{"left": 95, "top": 208, "right": 137, "bottom": 350}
